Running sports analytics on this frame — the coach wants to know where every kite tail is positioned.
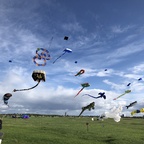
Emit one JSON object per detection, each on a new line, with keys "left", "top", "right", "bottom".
{"left": 13, "top": 81, "right": 40, "bottom": 92}
{"left": 113, "top": 93, "right": 125, "bottom": 100}
{"left": 83, "top": 94, "right": 98, "bottom": 99}
{"left": 53, "top": 52, "right": 66, "bottom": 64}
{"left": 48, "top": 37, "right": 53, "bottom": 50}
{"left": 74, "top": 87, "right": 84, "bottom": 98}
{"left": 78, "top": 109, "right": 85, "bottom": 117}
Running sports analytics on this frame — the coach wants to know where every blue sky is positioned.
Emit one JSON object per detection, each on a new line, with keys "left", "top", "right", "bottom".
{"left": 1, "top": 0, "right": 144, "bottom": 117}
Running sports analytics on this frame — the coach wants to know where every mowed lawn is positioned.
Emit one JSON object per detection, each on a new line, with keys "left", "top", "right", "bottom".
{"left": 1, "top": 116, "right": 144, "bottom": 144}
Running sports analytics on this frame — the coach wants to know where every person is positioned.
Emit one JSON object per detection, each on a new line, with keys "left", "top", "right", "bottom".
{"left": 0, "top": 119, "right": 2, "bottom": 130}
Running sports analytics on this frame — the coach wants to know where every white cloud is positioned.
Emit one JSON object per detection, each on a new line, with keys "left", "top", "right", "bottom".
{"left": 130, "top": 63, "right": 144, "bottom": 74}
{"left": 111, "top": 25, "right": 134, "bottom": 33}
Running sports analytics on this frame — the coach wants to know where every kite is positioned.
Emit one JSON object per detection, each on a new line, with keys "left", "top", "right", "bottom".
{"left": 75, "top": 61, "right": 78, "bottom": 64}
{"left": 75, "top": 69, "right": 85, "bottom": 76}
{"left": 75, "top": 82, "right": 90, "bottom": 97}
{"left": 138, "top": 78, "right": 142, "bottom": 81}
{"left": 113, "top": 90, "right": 131, "bottom": 100}
{"left": 53, "top": 48, "right": 72, "bottom": 64}
{"left": 100, "top": 106, "right": 123, "bottom": 122}
{"left": 64, "top": 36, "right": 69, "bottom": 40}
{"left": 0, "top": 120, "right": 2, "bottom": 130}
{"left": 131, "top": 108, "right": 144, "bottom": 115}
{"left": 3, "top": 93, "right": 12, "bottom": 106}
{"left": 126, "top": 101, "right": 137, "bottom": 109}
{"left": 127, "top": 78, "right": 142, "bottom": 87}
{"left": 82, "top": 92, "right": 106, "bottom": 99}
{"left": 98, "top": 92, "right": 106, "bottom": 99}
{"left": 13, "top": 70, "right": 46, "bottom": 92}
{"left": 127, "top": 83, "right": 131, "bottom": 86}
{"left": 33, "top": 48, "right": 51, "bottom": 66}
{"left": 79, "top": 102, "right": 95, "bottom": 117}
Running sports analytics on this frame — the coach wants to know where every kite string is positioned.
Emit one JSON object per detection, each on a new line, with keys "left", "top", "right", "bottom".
{"left": 48, "top": 37, "right": 53, "bottom": 50}
{"left": 53, "top": 52, "right": 66, "bottom": 64}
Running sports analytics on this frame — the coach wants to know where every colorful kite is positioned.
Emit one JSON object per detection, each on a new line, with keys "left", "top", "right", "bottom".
{"left": 13, "top": 70, "right": 46, "bottom": 92}
{"left": 75, "top": 82, "right": 90, "bottom": 97}
{"left": 82, "top": 92, "right": 106, "bottom": 99}
{"left": 75, "top": 69, "right": 85, "bottom": 76}
{"left": 131, "top": 108, "right": 144, "bottom": 115}
{"left": 3, "top": 93, "right": 12, "bottom": 106}
{"left": 53, "top": 48, "right": 72, "bottom": 64}
{"left": 113, "top": 90, "right": 131, "bottom": 100}
{"left": 33, "top": 48, "right": 51, "bottom": 66}
{"left": 79, "top": 102, "right": 95, "bottom": 117}
{"left": 126, "top": 101, "right": 137, "bottom": 109}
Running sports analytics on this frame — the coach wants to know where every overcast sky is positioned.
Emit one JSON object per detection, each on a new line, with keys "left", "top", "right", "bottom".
{"left": 1, "top": 0, "right": 144, "bottom": 117}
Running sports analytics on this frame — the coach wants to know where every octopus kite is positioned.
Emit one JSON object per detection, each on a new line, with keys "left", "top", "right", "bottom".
{"left": 13, "top": 70, "right": 46, "bottom": 92}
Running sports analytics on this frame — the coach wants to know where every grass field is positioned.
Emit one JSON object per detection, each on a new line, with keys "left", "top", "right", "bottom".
{"left": 1, "top": 116, "right": 144, "bottom": 144}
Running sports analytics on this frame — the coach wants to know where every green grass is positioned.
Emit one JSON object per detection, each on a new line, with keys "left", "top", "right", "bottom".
{"left": 1, "top": 116, "right": 144, "bottom": 144}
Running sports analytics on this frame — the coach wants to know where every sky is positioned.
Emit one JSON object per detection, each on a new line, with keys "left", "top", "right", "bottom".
{"left": 1, "top": 0, "right": 144, "bottom": 117}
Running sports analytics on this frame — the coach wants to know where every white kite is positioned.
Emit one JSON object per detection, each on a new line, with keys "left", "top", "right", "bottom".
{"left": 99, "top": 106, "right": 123, "bottom": 122}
